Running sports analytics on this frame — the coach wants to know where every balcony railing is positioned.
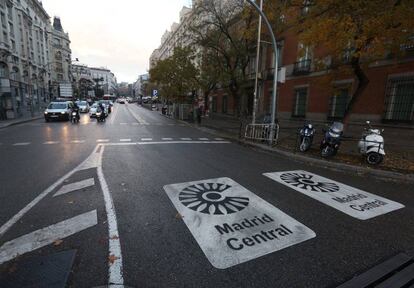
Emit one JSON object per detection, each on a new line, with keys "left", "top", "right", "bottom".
{"left": 293, "top": 59, "right": 311, "bottom": 75}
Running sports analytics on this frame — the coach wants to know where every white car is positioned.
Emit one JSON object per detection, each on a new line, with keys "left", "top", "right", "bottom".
{"left": 76, "top": 101, "right": 90, "bottom": 113}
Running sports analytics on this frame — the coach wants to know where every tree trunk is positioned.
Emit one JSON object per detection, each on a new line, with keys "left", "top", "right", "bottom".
{"left": 343, "top": 58, "right": 369, "bottom": 128}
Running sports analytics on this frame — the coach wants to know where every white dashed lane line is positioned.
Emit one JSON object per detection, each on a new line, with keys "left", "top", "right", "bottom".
{"left": 44, "top": 141, "right": 60, "bottom": 145}
{"left": 141, "top": 138, "right": 153, "bottom": 141}
{"left": 181, "top": 138, "right": 192, "bottom": 141}
{"left": 71, "top": 140, "right": 86, "bottom": 144}
{"left": 96, "top": 139, "right": 110, "bottom": 143}
{"left": 13, "top": 142, "right": 31, "bottom": 146}
{"left": 120, "top": 139, "right": 132, "bottom": 142}
{"left": 162, "top": 138, "right": 173, "bottom": 141}
{"left": 199, "top": 138, "right": 209, "bottom": 141}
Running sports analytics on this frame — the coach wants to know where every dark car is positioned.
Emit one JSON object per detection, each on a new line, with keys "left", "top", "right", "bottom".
{"left": 44, "top": 101, "right": 73, "bottom": 122}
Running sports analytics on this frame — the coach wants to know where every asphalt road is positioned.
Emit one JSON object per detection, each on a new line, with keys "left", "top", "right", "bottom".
{"left": 0, "top": 103, "right": 412, "bottom": 288}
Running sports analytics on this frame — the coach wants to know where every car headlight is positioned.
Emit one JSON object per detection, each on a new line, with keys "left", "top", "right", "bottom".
{"left": 61, "top": 111, "right": 66, "bottom": 114}
{"left": 44, "top": 111, "right": 48, "bottom": 114}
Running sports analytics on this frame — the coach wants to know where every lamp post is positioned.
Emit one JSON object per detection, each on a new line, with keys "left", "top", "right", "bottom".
{"left": 245, "top": 0, "right": 279, "bottom": 145}
{"left": 252, "top": 0, "right": 263, "bottom": 125}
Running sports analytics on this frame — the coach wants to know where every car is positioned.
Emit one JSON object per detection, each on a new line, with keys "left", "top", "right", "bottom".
{"left": 89, "top": 103, "right": 108, "bottom": 118}
{"left": 44, "top": 101, "right": 73, "bottom": 122}
{"left": 118, "top": 99, "right": 125, "bottom": 104}
{"left": 76, "top": 101, "right": 90, "bottom": 113}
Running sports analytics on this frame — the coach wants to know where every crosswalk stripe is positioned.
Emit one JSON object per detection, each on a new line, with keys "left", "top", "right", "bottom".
{"left": 44, "top": 141, "right": 59, "bottom": 145}
{"left": 13, "top": 142, "right": 31, "bottom": 146}
{"left": 120, "top": 139, "right": 131, "bottom": 142}
{"left": 54, "top": 178, "right": 95, "bottom": 197}
{"left": 0, "top": 210, "right": 98, "bottom": 265}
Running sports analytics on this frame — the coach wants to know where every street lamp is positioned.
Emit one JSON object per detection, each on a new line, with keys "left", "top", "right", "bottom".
{"left": 245, "top": 0, "right": 279, "bottom": 145}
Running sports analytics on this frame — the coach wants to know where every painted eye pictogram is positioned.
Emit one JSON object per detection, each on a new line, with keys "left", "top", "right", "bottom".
{"left": 179, "top": 183, "right": 249, "bottom": 215}
{"left": 280, "top": 173, "right": 339, "bottom": 193}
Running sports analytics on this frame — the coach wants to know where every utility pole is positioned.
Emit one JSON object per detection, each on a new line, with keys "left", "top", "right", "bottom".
{"left": 252, "top": 0, "right": 263, "bottom": 125}
{"left": 246, "top": 0, "right": 279, "bottom": 145}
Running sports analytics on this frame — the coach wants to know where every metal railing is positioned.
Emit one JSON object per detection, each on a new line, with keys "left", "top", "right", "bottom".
{"left": 293, "top": 59, "right": 311, "bottom": 75}
{"left": 245, "top": 123, "right": 280, "bottom": 145}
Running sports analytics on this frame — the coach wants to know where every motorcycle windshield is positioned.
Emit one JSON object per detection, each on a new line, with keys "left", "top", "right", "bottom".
{"left": 330, "top": 122, "right": 344, "bottom": 134}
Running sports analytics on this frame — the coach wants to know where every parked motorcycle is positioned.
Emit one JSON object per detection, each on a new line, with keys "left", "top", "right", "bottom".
{"left": 71, "top": 111, "right": 80, "bottom": 123}
{"left": 358, "top": 121, "right": 385, "bottom": 165}
{"left": 298, "top": 123, "right": 315, "bottom": 152}
{"left": 320, "top": 122, "right": 344, "bottom": 158}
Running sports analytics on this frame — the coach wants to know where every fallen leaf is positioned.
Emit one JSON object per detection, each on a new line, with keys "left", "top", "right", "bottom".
{"left": 110, "top": 235, "right": 119, "bottom": 240}
{"left": 53, "top": 239, "right": 63, "bottom": 246}
{"left": 175, "top": 213, "right": 183, "bottom": 219}
{"left": 108, "top": 254, "right": 119, "bottom": 264}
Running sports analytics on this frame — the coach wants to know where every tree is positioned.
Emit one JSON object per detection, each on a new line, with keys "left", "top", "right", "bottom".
{"left": 280, "top": 0, "right": 414, "bottom": 125}
{"left": 190, "top": 0, "right": 258, "bottom": 117}
{"left": 149, "top": 47, "right": 199, "bottom": 104}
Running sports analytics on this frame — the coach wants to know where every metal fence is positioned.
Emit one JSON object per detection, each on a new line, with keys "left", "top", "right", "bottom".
{"left": 244, "top": 123, "right": 280, "bottom": 145}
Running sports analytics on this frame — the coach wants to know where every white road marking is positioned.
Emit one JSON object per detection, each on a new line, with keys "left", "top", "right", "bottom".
{"left": 109, "top": 106, "right": 119, "bottom": 125}
{"left": 126, "top": 105, "right": 149, "bottom": 124}
{"left": 44, "top": 141, "right": 59, "bottom": 145}
{"left": 97, "top": 146, "right": 124, "bottom": 285}
{"left": 162, "top": 138, "right": 173, "bottom": 141}
{"left": 97, "top": 139, "right": 110, "bottom": 143}
{"left": 181, "top": 138, "right": 192, "bottom": 141}
{"left": 71, "top": 140, "right": 85, "bottom": 144}
{"left": 0, "top": 210, "right": 98, "bottom": 265}
{"left": 120, "top": 139, "right": 131, "bottom": 142}
{"left": 141, "top": 138, "right": 153, "bottom": 141}
{"left": 54, "top": 178, "right": 95, "bottom": 197}
{"left": 13, "top": 142, "right": 31, "bottom": 146}
{"left": 0, "top": 145, "right": 101, "bottom": 238}
{"left": 103, "top": 141, "right": 231, "bottom": 146}
{"left": 164, "top": 178, "right": 315, "bottom": 269}
{"left": 263, "top": 170, "right": 405, "bottom": 220}
{"left": 199, "top": 138, "right": 209, "bottom": 141}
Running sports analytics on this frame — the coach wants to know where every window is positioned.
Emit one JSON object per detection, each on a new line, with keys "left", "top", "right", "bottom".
{"left": 329, "top": 88, "right": 349, "bottom": 119}
{"left": 9, "top": 22, "right": 14, "bottom": 38}
{"left": 222, "top": 95, "right": 228, "bottom": 113}
{"left": 11, "top": 39, "right": 15, "bottom": 51}
{"left": 7, "top": 5, "right": 12, "bottom": 20}
{"left": 0, "top": 62, "right": 8, "bottom": 78}
{"left": 1, "top": 13, "right": 6, "bottom": 28}
{"left": 384, "top": 76, "right": 414, "bottom": 122}
{"left": 57, "top": 74, "right": 63, "bottom": 81}
{"left": 292, "top": 88, "right": 308, "bottom": 117}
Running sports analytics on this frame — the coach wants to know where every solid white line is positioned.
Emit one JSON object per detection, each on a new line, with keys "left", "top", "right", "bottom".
{"left": 97, "top": 146, "right": 124, "bottom": 285}
{"left": 0, "top": 145, "right": 101, "bottom": 238}
{"left": 162, "top": 138, "right": 173, "bottom": 141}
{"left": 13, "top": 142, "right": 31, "bottom": 146}
{"left": 44, "top": 141, "right": 59, "bottom": 145}
{"left": 181, "top": 138, "right": 192, "bottom": 141}
{"left": 141, "top": 138, "right": 152, "bottom": 141}
{"left": 53, "top": 178, "right": 95, "bottom": 197}
{"left": 71, "top": 140, "right": 86, "bottom": 144}
{"left": 120, "top": 139, "right": 131, "bottom": 142}
{"left": 97, "top": 139, "right": 110, "bottom": 143}
{"left": 0, "top": 210, "right": 98, "bottom": 265}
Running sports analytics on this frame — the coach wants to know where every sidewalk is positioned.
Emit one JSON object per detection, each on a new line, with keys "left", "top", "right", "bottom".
{"left": 0, "top": 112, "right": 43, "bottom": 129}
{"left": 192, "top": 113, "right": 414, "bottom": 175}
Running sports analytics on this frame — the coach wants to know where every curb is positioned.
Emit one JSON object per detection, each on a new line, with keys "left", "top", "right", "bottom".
{"left": 0, "top": 116, "right": 43, "bottom": 129}
{"left": 179, "top": 118, "right": 414, "bottom": 184}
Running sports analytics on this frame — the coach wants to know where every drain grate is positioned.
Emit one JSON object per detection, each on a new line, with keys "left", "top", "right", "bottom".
{"left": 1, "top": 249, "right": 76, "bottom": 288}
{"left": 337, "top": 253, "right": 414, "bottom": 288}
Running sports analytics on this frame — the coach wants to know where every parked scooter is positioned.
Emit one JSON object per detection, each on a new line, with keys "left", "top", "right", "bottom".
{"left": 358, "top": 121, "right": 385, "bottom": 165}
{"left": 298, "top": 123, "right": 315, "bottom": 152}
{"left": 320, "top": 122, "right": 344, "bottom": 157}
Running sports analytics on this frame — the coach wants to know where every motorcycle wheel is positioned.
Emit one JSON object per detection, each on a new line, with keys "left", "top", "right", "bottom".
{"left": 299, "top": 138, "right": 310, "bottom": 152}
{"left": 321, "top": 146, "right": 333, "bottom": 158}
{"left": 366, "top": 152, "right": 383, "bottom": 165}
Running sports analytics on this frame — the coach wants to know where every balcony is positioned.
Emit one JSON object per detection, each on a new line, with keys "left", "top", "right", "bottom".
{"left": 293, "top": 59, "right": 311, "bottom": 75}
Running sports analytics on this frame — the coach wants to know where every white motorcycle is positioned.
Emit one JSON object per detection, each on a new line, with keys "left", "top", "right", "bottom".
{"left": 358, "top": 121, "right": 385, "bottom": 165}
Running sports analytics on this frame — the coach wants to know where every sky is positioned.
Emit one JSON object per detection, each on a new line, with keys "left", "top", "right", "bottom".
{"left": 41, "top": 0, "right": 192, "bottom": 83}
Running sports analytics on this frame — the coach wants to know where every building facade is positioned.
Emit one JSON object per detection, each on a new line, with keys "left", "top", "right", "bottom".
{"left": 89, "top": 66, "right": 117, "bottom": 95}
{"left": 0, "top": 0, "right": 53, "bottom": 120}
{"left": 133, "top": 73, "right": 149, "bottom": 97}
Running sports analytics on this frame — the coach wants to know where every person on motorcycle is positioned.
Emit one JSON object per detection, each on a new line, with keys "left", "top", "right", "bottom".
{"left": 98, "top": 102, "right": 106, "bottom": 120}
{"left": 72, "top": 101, "right": 80, "bottom": 122}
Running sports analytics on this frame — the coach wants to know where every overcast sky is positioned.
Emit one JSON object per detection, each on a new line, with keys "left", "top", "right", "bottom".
{"left": 41, "top": 0, "right": 191, "bottom": 83}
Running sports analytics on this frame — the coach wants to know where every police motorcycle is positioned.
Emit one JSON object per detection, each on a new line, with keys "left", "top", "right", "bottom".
{"left": 320, "top": 122, "right": 344, "bottom": 158}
